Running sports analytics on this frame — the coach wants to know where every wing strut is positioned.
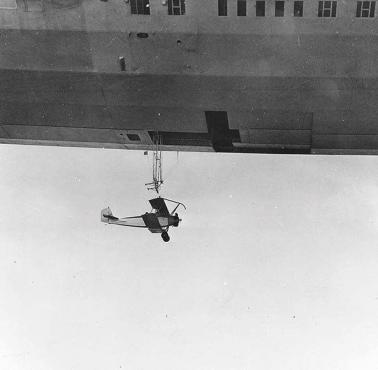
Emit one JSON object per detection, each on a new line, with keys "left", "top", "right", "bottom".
{"left": 162, "top": 198, "right": 187, "bottom": 214}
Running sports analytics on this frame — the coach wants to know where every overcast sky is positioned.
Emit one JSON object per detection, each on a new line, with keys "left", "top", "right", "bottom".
{"left": 0, "top": 144, "right": 378, "bottom": 370}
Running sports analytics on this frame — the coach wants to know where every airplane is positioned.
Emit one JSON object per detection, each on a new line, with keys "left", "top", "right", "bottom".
{"left": 101, "top": 197, "right": 186, "bottom": 242}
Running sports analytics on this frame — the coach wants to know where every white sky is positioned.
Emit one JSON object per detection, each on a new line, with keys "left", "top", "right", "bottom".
{"left": 0, "top": 144, "right": 378, "bottom": 370}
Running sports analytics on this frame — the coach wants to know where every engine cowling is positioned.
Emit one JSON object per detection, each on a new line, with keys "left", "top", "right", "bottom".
{"left": 172, "top": 213, "right": 180, "bottom": 227}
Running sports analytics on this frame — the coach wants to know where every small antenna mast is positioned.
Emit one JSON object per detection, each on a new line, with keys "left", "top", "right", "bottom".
{"left": 145, "top": 132, "right": 163, "bottom": 194}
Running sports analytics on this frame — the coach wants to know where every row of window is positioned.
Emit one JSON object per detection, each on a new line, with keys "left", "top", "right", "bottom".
{"left": 131, "top": 0, "right": 185, "bottom": 15}
{"left": 220, "top": 0, "right": 328, "bottom": 16}
{"left": 234, "top": 1, "right": 373, "bottom": 17}
{"left": 130, "top": 0, "right": 376, "bottom": 18}
{"left": 219, "top": 0, "right": 372, "bottom": 17}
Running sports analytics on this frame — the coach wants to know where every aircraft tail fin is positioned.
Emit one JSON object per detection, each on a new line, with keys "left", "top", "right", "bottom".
{"left": 101, "top": 207, "right": 118, "bottom": 223}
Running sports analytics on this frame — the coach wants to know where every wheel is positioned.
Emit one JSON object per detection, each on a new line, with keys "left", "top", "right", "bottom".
{"left": 161, "top": 231, "right": 170, "bottom": 242}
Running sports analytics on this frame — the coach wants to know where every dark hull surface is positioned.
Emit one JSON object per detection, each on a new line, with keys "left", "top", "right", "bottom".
{"left": 1, "top": 2, "right": 378, "bottom": 154}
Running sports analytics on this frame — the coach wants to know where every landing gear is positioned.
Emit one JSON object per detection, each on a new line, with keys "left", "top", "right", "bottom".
{"left": 161, "top": 231, "right": 170, "bottom": 242}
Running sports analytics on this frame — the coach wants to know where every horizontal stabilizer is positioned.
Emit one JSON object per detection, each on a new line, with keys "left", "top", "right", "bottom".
{"left": 101, "top": 207, "right": 118, "bottom": 223}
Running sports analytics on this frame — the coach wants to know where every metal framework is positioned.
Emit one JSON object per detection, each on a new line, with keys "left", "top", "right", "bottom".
{"left": 145, "top": 132, "right": 163, "bottom": 194}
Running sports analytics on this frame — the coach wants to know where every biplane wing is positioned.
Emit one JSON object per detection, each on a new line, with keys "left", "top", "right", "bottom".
{"left": 142, "top": 213, "right": 163, "bottom": 233}
{"left": 149, "top": 197, "right": 170, "bottom": 216}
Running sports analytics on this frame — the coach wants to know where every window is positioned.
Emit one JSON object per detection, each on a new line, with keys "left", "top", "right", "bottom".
{"left": 218, "top": 0, "right": 227, "bottom": 15}
{"left": 237, "top": 0, "right": 247, "bottom": 15}
{"left": 119, "top": 56, "right": 126, "bottom": 71}
{"left": 294, "top": 0, "right": 303, "bottom": 16}
{"left": 356, "top": 1, "right": 375, "bottom": 16}
{"left": 130, "top": 0, "right": 150, "bottom": 15}
{"left": 275, "top": 1, "right": 284, "bottom": 16}
{"left": 168, "top": 0, "right": 185, "bottom": 15}
{"left": 318, "top": 1, "right": 337, "bottom": 17}
{"left": 127, "top": 134, "right": 141, "bottom": 141}
{"left": 256, "top": 1, "right": 265, "bottom": 16}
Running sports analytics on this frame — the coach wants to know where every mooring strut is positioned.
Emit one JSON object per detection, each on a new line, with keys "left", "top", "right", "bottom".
{"left": 145, "top": 132, "right": 163, "bottom": 194}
